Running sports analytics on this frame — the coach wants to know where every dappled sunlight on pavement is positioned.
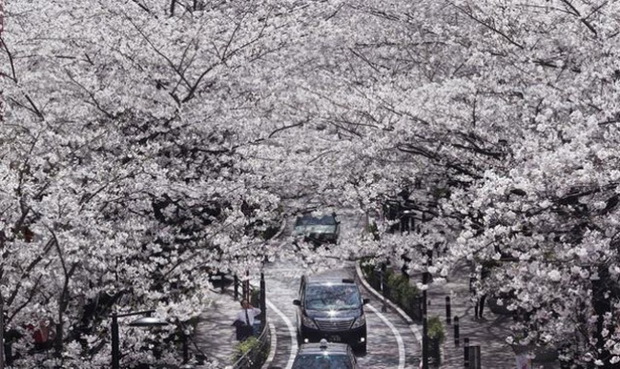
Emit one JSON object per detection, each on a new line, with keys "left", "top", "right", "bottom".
{"left": 192, "top": 288, "right": 242, "bottom": 368}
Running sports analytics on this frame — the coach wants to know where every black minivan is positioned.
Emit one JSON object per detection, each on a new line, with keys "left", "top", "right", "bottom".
{"left": 293, "top": 274, "right": 369, "bottom": 353}
{"left": 293, "top": 212, "right": 340, "bottom": 246}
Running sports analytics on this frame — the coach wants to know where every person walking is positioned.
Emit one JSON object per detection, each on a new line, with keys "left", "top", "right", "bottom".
{"left": 232, "top": 299, "right": 261, "bottom": 341}
{"left": 471, "top": 262, "right": 491, "bottom": 319}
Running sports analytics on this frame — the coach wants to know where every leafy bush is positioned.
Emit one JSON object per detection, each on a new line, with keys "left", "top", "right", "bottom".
{"left": 232, "top": 336, "right": 268, "bottom": 367}
{"left": 359, "top": 259, "right": 421, "bottom": 321}
{"left": 427, "top": 315, "right": 445, "bottom": 343}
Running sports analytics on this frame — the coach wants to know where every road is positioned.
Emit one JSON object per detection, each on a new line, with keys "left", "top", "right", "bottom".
{"left": 261, "top": 261, "right": 422, "bottom": 369}
{"left": 254, "top": 208, "right": 421, "bottom": 368}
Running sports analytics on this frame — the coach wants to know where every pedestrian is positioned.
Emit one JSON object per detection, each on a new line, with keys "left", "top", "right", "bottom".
{"left": 472, "top": 263, "right": 490, "bottom": 320}
{"left": 232, "top": 298, "right": 261, "bottom": 341}
{"left": 475, "top": 291, "right": 487, "bottom": 319}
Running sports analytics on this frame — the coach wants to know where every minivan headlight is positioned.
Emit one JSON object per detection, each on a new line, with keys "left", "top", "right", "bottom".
{"left": 302, "top": 315, "right": 318, "bottom": 329}
{"left": 351, "top": 314, "right": 366, "bottom": 329}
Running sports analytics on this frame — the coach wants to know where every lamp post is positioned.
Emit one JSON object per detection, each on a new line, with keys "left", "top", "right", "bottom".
{"left": 422, "top": 271, "right": 429, "bottom": 369}
{"left": 111, "top": 310, "right": 169, "bottom": 369}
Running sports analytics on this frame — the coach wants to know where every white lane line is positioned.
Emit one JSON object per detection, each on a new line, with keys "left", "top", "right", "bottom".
{"left": 410, "top": 324, "right": 422, "bottom": 343}
{"left": 263, "top": 321, "right": 277, "bottom": 368}
{"left": 367, "top": 303, "right": 406, "bottom": 369}
{"left": 267, "top": 298, "right": 298, "bottom": 369}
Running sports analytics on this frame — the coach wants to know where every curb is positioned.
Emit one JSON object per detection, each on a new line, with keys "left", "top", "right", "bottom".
{"left": 354, "top": 262, "right": 423, "bottom": 344}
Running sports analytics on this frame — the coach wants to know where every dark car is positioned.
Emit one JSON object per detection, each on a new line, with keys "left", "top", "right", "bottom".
{"left": 293, "top": 274, "right": 369, "bottom": 353}
{"left": 292, "top": 339, "right": 360, "bottom": 369}
{"left": 293, "top": 212, "right": 340, "bottom": 246}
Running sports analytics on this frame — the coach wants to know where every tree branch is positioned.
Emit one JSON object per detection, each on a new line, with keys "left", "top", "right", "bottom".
{"left": 0, "top": 36, "right": 17, "bottom": 82}
{"left": 447, "top": 1, "right": 524, "bottom": 49}
{"left": 560, "top": 0, "right": 597, "bottom": 36}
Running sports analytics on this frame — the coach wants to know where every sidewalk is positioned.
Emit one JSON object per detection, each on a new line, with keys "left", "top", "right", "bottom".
{"left": 192, "top": 283, "right": 242, "bottom": 368}
{"left": 408, "top": 260, "right": 561, "bottom": 369}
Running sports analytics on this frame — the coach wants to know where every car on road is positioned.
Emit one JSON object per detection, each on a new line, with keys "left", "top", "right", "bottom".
{"left": 293, "top": 211, "right": 340, "bottom": 246}
{"left": 292, "top": 339, "right": 360, "bottom": 369}
{"left": 293, "top": 273, "right": 369, "bottom": 353}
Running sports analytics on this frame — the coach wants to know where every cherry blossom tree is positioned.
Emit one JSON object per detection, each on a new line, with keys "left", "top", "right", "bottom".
{"left": 4, "top": 0, "right": 620, "bottom": 367}
{"left": 237, "top": 1, "right": 620, "bottom": 367}
{"left": 1, "top": 0, "right": 5, "bottom": 364}
{"left": 0, "top": 0, "right": 346, "bottom": 367}
{"left": 271, "top": 1, "right": 620, "bottom": 367}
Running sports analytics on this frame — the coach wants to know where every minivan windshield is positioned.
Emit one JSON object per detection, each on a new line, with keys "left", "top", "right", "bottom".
{"left": 304, "top": 284, "right": 361, "bottom": 311}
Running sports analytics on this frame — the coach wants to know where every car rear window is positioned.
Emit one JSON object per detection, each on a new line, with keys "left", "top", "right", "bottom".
{"left": 295, "top": 214, "right": 337, "bottom": 226}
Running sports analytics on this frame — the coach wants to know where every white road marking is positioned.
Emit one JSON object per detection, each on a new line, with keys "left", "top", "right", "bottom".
{"left": 410, "top": 324, "right": 422, "bottom": 347}
{"left": 267, "top": 298, "right": 298, "bottom": 369}
{"left": 367, "top": 303, "right": 406, "bottom": 369}
{"left": 264, "top": 321, "right": 277, "bottom": 367}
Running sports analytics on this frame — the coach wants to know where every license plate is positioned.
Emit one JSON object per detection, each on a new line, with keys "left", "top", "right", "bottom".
{"left": 329, "top": 335, "right": 341, "bottom": 342}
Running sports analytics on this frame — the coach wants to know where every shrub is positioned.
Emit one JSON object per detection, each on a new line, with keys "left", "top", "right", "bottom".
{"left": 359, "top": 259, "right": 421, "bottom": 320}
{"left": 386, "top": 271, "right": 409, "bottom": 302}
{"left": 360, "top": 257, "right": 382, "bottom": 290}
{"left": 427, "top": 315, "right": 445, "bottom": 343}
{"left": 231, "top": 336, "right": 268, "bottom": 366}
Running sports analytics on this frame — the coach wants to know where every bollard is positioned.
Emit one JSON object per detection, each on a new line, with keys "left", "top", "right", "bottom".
{"left": 446, "top": 296, "right": 451, "bottom": 325}
{"left": 244, "top": 270, "right": 250, "bottom": 301}
{"left": 260, "top": 272, "right": 266, "bottom": 329}
{"left": 233, "top": 275, "right": 239, "bottom": 300}
{"left": 463, "top": 337, "right": 470, "bottom": 368}
{"left": 468, "top": 345, "right": 481, "bottom": 369}
{"left": 454, "top": 316, "right": 460, "bottom": 346}
{"left": 220, "top": 272, "right": 225, "bottom": 293}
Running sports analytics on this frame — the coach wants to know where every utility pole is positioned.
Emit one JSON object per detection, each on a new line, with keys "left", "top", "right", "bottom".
{"left": 422, "top": 271, "right": 429, "bottom": 369}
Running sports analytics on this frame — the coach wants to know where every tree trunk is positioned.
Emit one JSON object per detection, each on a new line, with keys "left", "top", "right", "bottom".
{"left": 1, "top": 0, "right": 5, "bottom": 127}
{"left": 170, "top": 0, "right": 176, "bottom": 17}
{"left": 1, "top": 294, "right": 5, "bottom": 369}
{"left": 0, "top": 0, "right": 6, "bottom": 348}
{"left": 591, "top": 265, "right": 620, "bottom": 368}
{"left": 0, "top": 0, "right": 4, "bottom": 124}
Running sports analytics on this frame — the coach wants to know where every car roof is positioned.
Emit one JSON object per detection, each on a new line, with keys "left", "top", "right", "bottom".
{"left": 304, "top": 269, "right": 356, "bottom": 285}
{"left": 296, "top": 212, "right": 336, "bottom": 219}
{"left": 305, "top": 277, "right": 356, "bottom": 286}
{"left": 297, "top": 341, "right": 351, "bottom": 355}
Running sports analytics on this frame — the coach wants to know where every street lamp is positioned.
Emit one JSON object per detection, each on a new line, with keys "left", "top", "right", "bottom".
{"left": 422, "top": 271, "right": 429, "bottom": 369}
{"left": 111, "top": 309, "right": 169, "bottom": 369}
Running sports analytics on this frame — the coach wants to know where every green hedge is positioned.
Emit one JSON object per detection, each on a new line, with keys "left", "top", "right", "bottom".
{"left": 427, "top": 315, "right": 445, "bottom": 343}
{"left": 231, "top": 336, "right": 269, "bottom": 369}
{"left": 360, "top": 259, "right": 421, "bottom": 321}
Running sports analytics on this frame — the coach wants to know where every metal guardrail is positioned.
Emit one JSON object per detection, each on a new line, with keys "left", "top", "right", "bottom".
{"left": 230, "top": 319, "right": 270, "bottom": 369}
